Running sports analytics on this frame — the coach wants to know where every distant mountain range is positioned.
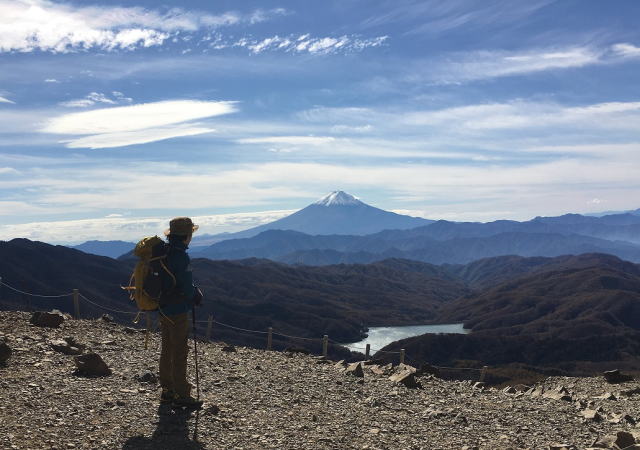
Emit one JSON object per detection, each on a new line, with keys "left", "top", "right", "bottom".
{"left": 193, "top": 214, "right": 640, "bottom": 264}
{"left": 72, "top": 240, "right": 135, "bottom": 259}
{"left": 70, "top": 193, "right": 640, "bottom": 266}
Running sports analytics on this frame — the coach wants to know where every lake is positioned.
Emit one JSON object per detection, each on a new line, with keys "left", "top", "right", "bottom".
{"left": 344, "top": 323, "right": 468, "bottom": 353}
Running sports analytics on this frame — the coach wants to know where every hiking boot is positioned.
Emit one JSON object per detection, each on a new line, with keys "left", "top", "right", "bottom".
{"left": 160, "top": 390, "right": 176, "bottom": 404}
{"left": 173, "top": 395, "right": 203, "bottom": 409}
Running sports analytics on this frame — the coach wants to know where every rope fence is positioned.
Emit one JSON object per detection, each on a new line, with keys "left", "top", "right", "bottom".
{"left": 0, "top": 276, "right": 488, "bottom": 379}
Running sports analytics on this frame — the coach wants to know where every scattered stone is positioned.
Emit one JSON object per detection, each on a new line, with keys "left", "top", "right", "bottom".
{"left": 581, "top": 409, "right": 602, "bottom": 421}
{"left": 368, "top": 365, "right": 385, "bottom": 375}
{"left": 284, "top": 347, "right": 309, "bottom": 355}
{"left": 543, "top": 386, "right": 572, "bottom": 401}
{"left": 0, "top": 339, "right": 11, "bottom": 364}
{"left": 134, "top": 371, "right": 157, "bottom": 384}
{"left": 603, "top": 369, "right": 634, "bottom": 384}
{"left": 548, "top": 444, "right": 576, "bottom": 450}
{"left": 345, "top": 362, "right": 364, "bottom": 378}
{"left": 122, "top": 327, "right": 139, "bottom": 334}
{"left": 30, "top": 311, "right": 64, "bottom": 328}
{"left": 396, "top": 363, "right": 417, "bottom": 374}
{"left": 594, "top": 392, "right": 617, "bottom": 401}
{"left": 73, "top": 353, "right": 111, "bottom": 377}
{"left": 502, "top": 386, "right": 517, "bottom": 395}
{"left": 608, "top": 413, "right": 636, "bottom": 425}
{"left": 333, "top": 360, "right": 348, "bottom": 371}
{"left": 389, "top": 370, "right": 420, "bottom": 388}
{"left": 530, "top": 385, "right": 545, "bottom": 397}
{"left": 221, "top": 345, "right": 237, "bottom": 353}
{"left": 620, "top": 387, "right": 640, "bottom": 397}
{"left": 100, "top": 314, "right": 114, "bottom": 323}
{"left": 472, "top": 382, "right": 486, "bottom": 390}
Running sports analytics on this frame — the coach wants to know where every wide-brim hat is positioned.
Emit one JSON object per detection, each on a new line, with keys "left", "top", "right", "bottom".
{"left": 164, "top": 216, "right": 199, "bottom": 236}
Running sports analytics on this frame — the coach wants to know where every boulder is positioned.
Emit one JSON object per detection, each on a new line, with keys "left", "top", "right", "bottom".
{"left": 221, "top": 345, "right": 237, "bottom": 353}
{"left": 502, "top": 386, "right": 517, "bottom": 395}
{"left": 100, "top": 314, "right": 114, "bottom": 323}
{"left": 592, "top": 431, "right": 636, "bottom": 449}
{"left": 30, "top": 311, "right": 64, "bottom": 328}
{"left": 389, "top": 370, "right": 420, "bottom": 388}
{"left": 0, "top": 340, "right": 11, "bottom": 364}
{"left": 74, "top": 353, "right": 111, "bottom": 377}
{"left": 415, "top": 363, "right": 440, "bottom": 377}
{"left": 613, "top": 431, "right": 636, "bottom": 449}
{"left": 345, "top": 362, "right": 364, "bottom": 378}
{"left": 368, "top": 365, "right": 386, "bottom": 376}
{"left": 134, "top": 371, "right": 158, "bottom": 384}
{"left": 603, "top": 369, "right": 634, "bottom": 384}
{"left": 50, "top": 337, "right": 85, "bottom": 355}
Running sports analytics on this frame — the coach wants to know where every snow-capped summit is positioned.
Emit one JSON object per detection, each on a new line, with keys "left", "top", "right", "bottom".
{"left": 314, "top": 191, "right": 363, "bottom": 207}
{"left": 192, "top": 191, "right": 433, "bottom": 244}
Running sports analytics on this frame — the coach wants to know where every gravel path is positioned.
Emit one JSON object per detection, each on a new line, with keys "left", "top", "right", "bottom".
{"left": 1, "top": 311, "right": 639, "bottom": 449}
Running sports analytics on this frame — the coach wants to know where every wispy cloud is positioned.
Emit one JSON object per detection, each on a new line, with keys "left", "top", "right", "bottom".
{"left": 228, "top": 34, "right": 388, "bottom": 55}
{"left": 427, "top": 46, "right": 601, "bottom": 84}
{"left": 0, "top": 95, "right": 14, "bottom": 104}
{"left": 42, "top": 99, "right": 238, "bottom": 148}
{"left": 611, "top": 42, "right": 640, "bottom": 58}
{"left": 0, "top": 209, "right": 295, "bottom": 244}
{"left": 60, "top": 91, "right": 133, "bottom": 108}
{"left": 361, "top": 0, "right": 552, "bottom": 35}
{"left": 237, "top": 136, "right": 336, "bottom": 145}
{"left": 0, "top": 0, "right": 288, "bottom": 53}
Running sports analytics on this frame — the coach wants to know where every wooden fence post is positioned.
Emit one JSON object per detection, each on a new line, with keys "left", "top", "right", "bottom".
{"left": 73, "top": 289, "right": 80, "bottom": 319}
{"left": 479, "top": 366, "right": 488, "bottom": 382}
{"left": 400, "top": 349, "right": 405, "bottom": 365}
{"left": 267, "top": 327, "right": 273, "bottom": 350}
{"left": 365, "top": 344, "right": 371, "bottom": 360}
{"left": 206, "top": 315, "right": 213, "bottom": 341}
{"left": 322, "top": 335, "right": 328, "bottom": 357}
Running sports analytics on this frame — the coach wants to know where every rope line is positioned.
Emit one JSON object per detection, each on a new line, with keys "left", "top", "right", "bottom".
{"left": 271, "top": 331, "right": 320, "bottom": 342}
{"left": 209, "top": 320, "right": 269, "bottom": 335}
{"left": 79, "top": 294, "right": 138, "bottom": 315}
{"left": 0, "top": 280, "right": 73, "bottom": 298}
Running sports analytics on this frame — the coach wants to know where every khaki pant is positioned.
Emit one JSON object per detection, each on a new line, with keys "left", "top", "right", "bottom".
{"left": 159, "top": 312, "right": 192, "bottom": 397}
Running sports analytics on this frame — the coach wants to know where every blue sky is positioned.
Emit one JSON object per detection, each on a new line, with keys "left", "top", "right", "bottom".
{"left": 1, "top": 0, "right": 639, "bottom": 243}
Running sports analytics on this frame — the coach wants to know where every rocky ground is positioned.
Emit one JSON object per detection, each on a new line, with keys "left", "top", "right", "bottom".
{"left": 1, "top": 311, "right": 639, "bottom": 450}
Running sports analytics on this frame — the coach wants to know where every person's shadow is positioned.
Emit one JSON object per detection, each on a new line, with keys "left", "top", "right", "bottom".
{"left": 122, "top": 404, "right": 204, "bottom": 449}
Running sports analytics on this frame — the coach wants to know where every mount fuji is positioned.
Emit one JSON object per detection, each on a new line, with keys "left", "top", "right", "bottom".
{"left": 192, "top": 191, "right": 432, "bottom": 246}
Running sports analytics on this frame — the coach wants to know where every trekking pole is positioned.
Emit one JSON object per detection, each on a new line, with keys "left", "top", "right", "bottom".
{"left": 192, "top": 307, "right": 200, "bottom": 401}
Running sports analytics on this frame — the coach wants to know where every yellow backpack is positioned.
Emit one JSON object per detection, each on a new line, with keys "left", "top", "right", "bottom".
{"left": 123, "top": 236, "right": 176, "bottom": 311}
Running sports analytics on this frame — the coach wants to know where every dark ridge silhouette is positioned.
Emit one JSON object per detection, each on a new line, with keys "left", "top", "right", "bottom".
{"left": 378, "top": 253, "right": 640, "bottom": 376}
{"left": 0, "top": 239, "right": 467, "bottom": 345}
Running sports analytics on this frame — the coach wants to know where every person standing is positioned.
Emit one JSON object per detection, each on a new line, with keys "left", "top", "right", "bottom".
{"left": 158, "top": 216, "right": 203, "bottom": 409}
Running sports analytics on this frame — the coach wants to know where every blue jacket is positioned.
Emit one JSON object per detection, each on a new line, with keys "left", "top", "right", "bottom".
{"left": 159, "top": 240, "right": 196, "bottom": 316}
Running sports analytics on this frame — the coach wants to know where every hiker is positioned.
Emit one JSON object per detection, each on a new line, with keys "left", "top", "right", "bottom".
{"left": 158, "top": 217, "right": 204, "bottom": 409}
